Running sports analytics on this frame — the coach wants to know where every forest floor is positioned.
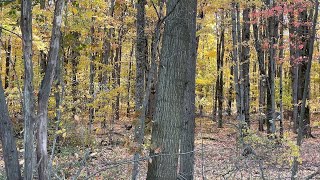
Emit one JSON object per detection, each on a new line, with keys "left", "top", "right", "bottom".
{"left": 0, "top": 114, "right": 320, "bottom": 179}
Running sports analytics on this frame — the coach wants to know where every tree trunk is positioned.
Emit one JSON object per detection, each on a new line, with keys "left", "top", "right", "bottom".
{"left": 253, "top": 6, "right": 266, "bottom": 131}
{"left": 89, "top": 17, "right": 96, "bottom": 132}
{"left": 5, "top": 40, "right": 11, "bottom": 89}
{"left": 241, "top": 7, "right": 250, "bottom": 127}
{"left": 132, "top": 0, "right": 147, "bottom": 178}
{"left": 71, "top": 32, "right": 80, "bottom": 115}
{"left": 279, "top": 10, "right": 284, "bottom": 138}
{"left": 36, "top": 0, "right": 64, "bottom": 179}
{"left": 292, "top": 1, "right": 318, "bottom": 177}
{"left": 266, "top": 0, "right": 278, "bottom": 134}
{"left": 0, "top": 77, "right": 21, "bottom": 180}
{"left": 179, "top": 2, "right": 198, "bottom": 178}
{"left": 296, "top": 9, "right": 312, "bottom": 137}
{"left": 231, "top": 2, "right": 241, "bottom": 121}
{"left": 21, "top": 0, "right": 36, "bottom": 179}
{"left": 146, "top": 0, "right": 197, "bottom": 179}
{"left": 127, "top": 43, "right": 134, "bottom": 118}
{"left": 216, "top": 11, "right": 225, "bottom": 128}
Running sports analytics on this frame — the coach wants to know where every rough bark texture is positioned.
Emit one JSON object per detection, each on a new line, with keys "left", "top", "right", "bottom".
{"left": 135, "top": 0, "right": 147, "bottom": 113}
{"left": 146, "top": 0, "right": 197, "bottom": 179}
{"left": 37, "top": 0, "right": 64, "bottom": 179}
{"left": 21, "top": 0, "right": 36, "bottom": 179}
{"left": 179, "top": 1, "right": 197, "bottom": 178}
{"left": 0, "top": 77, "right": 21, "bottom": 180}
{"left": 132, "top": 0, "right": 147, "bottom": 178}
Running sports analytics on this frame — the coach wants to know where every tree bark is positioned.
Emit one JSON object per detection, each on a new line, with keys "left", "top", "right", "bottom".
{"left": 0, "top": 77, "right": 21, "bottom": 180}
{"left": 253, "top": 6, "right": 266, "bottom": 131}
{"left": 216, "top": 11, "right": 225, "bottom": 128}
{"left": 231, "top": 2, "right": 241, "bottom": 121}
{"left": 241, "top": 7, "right": 251, "bottom": 127}
{"left": 36, "top": 0, "right": 64, "bottom": 179}
{"left": 266, "top": 0, "right": 278, "bottom": 134}
{"left": 179, "top": 1, "right": 198, "bottom": 178}
{"left": 132, "top": 0, "right": 147, "bottom": 178}
{"left": 21, "top": 0, "right": 36, "bottom": 179}
{"left": 146, "top": 0, "right": 197, "bottom": 179}
{"left": 292, "top": 1, "right": 318, "bottom": 177}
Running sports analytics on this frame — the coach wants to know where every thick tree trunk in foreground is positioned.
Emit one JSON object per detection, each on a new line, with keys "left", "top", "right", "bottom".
{"left": 147, "top": 0, "right": 197, "bottom": 179}
{"left": 179, "top": 2, "right": 197, "bottom": 179}
{"left": 37, "top": 0, "right": 64, "bottom": 179}
{"left": 0, "top": 77, "right": 21, "bottom": 180}
{"left": 21, "top": 0, "right": 36, "bottom": 179}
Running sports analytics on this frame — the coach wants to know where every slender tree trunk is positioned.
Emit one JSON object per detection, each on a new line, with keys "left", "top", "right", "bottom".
{"left": 0, "top": 77, "right": 22, "bottom": 180}
{"left": 147, "top": 0, "right": 197, "bottom": 179}
{"left": 89, "top": 17, "right": 96, "bottom": 132}
{"left": 231, "top": 2, "right": 241, "bottom": 120}
{"left": 127, "top": 43, "right": 134, "bottom": 118}
{"left": 289, "top": 11, "right": 299, "bottom": 133}
{"left": 21, "top": 0, "right": 36, "bottom": 179}
{"left": 296, "top": 9, "right": 313, "bottom": 137}
{"left": 5, "top": 40, "right": 11, "bottom": 89}
{"left": 266, "top": 0, "right": 278, "bottom": 134}
{"left": 36, "top": 1, "right": 64, "bottom": 179}
{"left": 236, "top": 2, "right": 245, "bottom": 123}
{"left": 292, "top": 1, "right": 318, "bottom": 177}
{"left": 216, "top": 11, "right": 225, "bottom": 128}
{"left": 279, "top": 10, "right": 284, "bottom": 138}
{"left": 253, "top": 6, "right": 266, "bottom": 131}
{"left": 132, "top": 0, "right": 147, "bottom": 178}
{"left": 71, "top": 32, "right": 80, "bottom": 115}
{"left": 241, "top": 7, "right": 251, "bottom": 127}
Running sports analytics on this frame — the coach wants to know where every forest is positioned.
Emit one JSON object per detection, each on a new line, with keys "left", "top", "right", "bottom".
{"left": 0, "top": 0, "right": 320, "bottom": 179}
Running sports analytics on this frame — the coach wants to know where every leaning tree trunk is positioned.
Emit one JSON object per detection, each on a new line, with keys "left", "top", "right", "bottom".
{"left": 21, "top": 0, "right": 36, "bottom": 179}
{"left": 146, "top": 0, "right": 197, "bottom": 179}
{"left": 0, "top": 77, "right": 21, "bottom": 180}
{"left": 37, "top": 0, "right": 64, "bottom": 179}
